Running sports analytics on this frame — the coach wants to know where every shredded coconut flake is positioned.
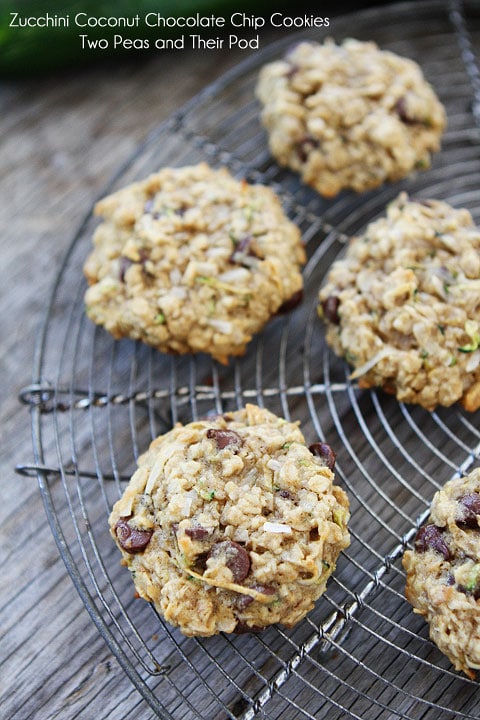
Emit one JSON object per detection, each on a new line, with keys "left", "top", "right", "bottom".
{"left": 218, "top": 268, "right": 251, "bottom": 283}
{"left": 349, "top": 348, "right": 392, "bottom": 380}
{"left": 263, "top": 521, "right": 292, "bottom": 534}
{"left": 168, "top": 286, "right": 187, "bottom": 300}
{"left": 466, "top": 350, "right": 480, "bottom": 372}
{"left": 145, "top": 464, "right": 163, "bottom": 495}
{"left": 182, "top": 495, "right": 193, "bottom": 516}
{"left": 169, "top": 268, "right": 182, "bottom": 285}
{"left": 208, "top": 319, "right": 233, "bottom": 334}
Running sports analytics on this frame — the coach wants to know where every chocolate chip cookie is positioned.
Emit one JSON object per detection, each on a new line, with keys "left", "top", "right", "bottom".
{"left": 84, "top": 163, "right": 305, "bottom": 364}
{"left": 403, "top": 469, "right": 480, "bottom": 678}
{"left": 319, "top": 193, "right": 480, "bottom": 411}
{"left": 109, "top": 404, "right": 350, "bottom": 636}
{"left": 256, "top": 39, "right": 445, "bottom": 197}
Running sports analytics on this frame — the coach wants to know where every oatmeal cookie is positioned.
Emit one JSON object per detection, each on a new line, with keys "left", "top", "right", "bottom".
{"left": 318, "top": 193, "right": 480, "bottom": 411}
{"left": 84, "top": 163, "right": 305, "bottom": 364}
{"left": 109, "top": 404, "right": 350, "bottom": 637}
{"left": 403, "top": 469, "right": 480, "bottom": 677}
{"left": 256, "top": 39, "right": 445, "bottom": 197}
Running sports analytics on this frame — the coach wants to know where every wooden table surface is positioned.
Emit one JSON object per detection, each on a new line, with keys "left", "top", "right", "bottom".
{"left": 1, "top": 37, "right": 264, "bottom": 720}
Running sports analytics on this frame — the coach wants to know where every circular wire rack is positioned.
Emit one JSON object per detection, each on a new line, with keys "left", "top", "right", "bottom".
{"left": 19, "top": 1, "right": 480, "bottom": 718}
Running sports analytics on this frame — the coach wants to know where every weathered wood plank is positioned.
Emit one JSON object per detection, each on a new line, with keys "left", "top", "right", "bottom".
{"left": 1, "top": 43, "right": 253, "bottom": 720}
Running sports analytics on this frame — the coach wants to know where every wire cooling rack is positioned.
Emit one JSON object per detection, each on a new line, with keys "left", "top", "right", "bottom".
{"left": 17, "top": 1, "right": 480, "bottom": 718}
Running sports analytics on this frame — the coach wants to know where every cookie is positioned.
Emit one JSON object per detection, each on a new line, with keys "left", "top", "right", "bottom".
{"left": 109, "top": 404, "right": 350, "bottom": 637}
{"left": 318, "top": 193, "right": 480, "bottom": 411}
{"left": 84, "top": 163, "right": 305, "bottom": 364}
{"left": 255, "top": 39, "right": 446, "bottom": 197}
{"left": 403, "top": 469, "right": 480, "bottom": 678}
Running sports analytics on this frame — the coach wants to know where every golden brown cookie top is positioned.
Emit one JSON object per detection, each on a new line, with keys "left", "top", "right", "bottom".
{"left": 109, "top": 404, "right": 350, "bottom": 636}
{"left": 319, "top": 193, "right": 480, "bottom": 411}
{"left": 256, "top": 39, "right": 446, "bottom": 197}
{"left": 403, "top": 469, "right": 480, "bottom": 678}
{"left": 84, "top": 163, "right": 305, "bottom": 364}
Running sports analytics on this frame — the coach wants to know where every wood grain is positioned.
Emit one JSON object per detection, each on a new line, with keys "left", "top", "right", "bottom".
{"left": 0, "top": 43, "right": 264, "bottom": 720}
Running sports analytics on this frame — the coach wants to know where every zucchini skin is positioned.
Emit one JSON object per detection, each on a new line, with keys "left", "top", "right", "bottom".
{"left": 0, "top": 0, "right": 261, "bottom": 77}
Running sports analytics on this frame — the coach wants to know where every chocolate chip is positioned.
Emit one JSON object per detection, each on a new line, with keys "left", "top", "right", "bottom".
{"left": 119, "top": 256, "right": 134, "bottom": 282}
{"left": 395, "top": 96, "right": 412, "bottom": 123}
{"left": 234, "top": 621, "right": 266, "bottom": 634}
{"left": 206, "top": 428, "right": 243, "bottom": 451}
{"left": 414, "top": 524, "right": 451, "bottom": 560}
{"left": 252, "top": 583, "right": 276, "bottom": 597}
{"left": 236, "top": 595, "right": 254, "bottom": 610}
{"left": 208, "top": 540, "right": 250, "bottom": 583}
{"left": 276, "top": 289, "right": 304, "bottom": 314}
{"left": 277, "top": 489, "right": 292, "bottom": 499}
{"left": 229, "top": 235, "right": 263, "bottom": 266}
{"left": 457, "top": 583, "right": 480, "bottom": 600}
{"left": 395, "top": 98, "right": 432, "bottom": 127}
{"left": 309, "top": 442, "right": 336, "bottom": 471}
{"left": 296, "top": 135, "right": 319, "bottom": 163}
{"left": 185, "top": 525, "right": 210, "bottom": 541}
{"left": 456, "top": 493, "right": 480, "bottom": 529}
{"left": 235, "top": 583, "right": 276, "bottom": 610}
{"left": 115, "top": 518, "right": 152, "bottom": 554}
{"left": 118, "top": 249, "right": 149, "bottom": 282}
{"left": 285, "top": 63, "right": 299, "bottom": 79}
{"left": 321, "top": 296, "right": 341, "bottom": 324}
{"left": 193, "top": 552, "right": 209, "bottom": 573}
{"left": 235, "top": 235, "right": 255, "bottom": 255}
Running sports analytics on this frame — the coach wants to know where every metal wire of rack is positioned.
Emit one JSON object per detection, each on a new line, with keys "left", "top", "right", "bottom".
{"left": 17, "top": 1, "right": 480, "bottom": 718}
